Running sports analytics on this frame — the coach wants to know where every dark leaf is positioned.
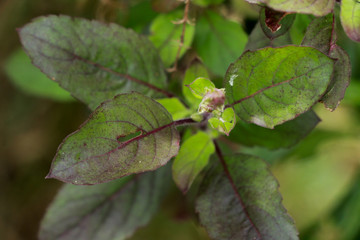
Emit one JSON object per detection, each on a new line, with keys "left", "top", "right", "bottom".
{"left": 321, "top": 45, "right": 351, "bottom": 111}
{"left": 228, "top": 110, "right": 320, "bottom": 149}
{"left": 301, "top": 13, "right": 335, "bottom": 54}
{"left": 39, "top": 167, "right": 170, "bottom": 240}
{"left": 151, "top": 0, "right": 181, "bottom": 13}
{"left": 260, "top": 7, "right": 295, "bottom": 39}
{"left": 47, "top": 92, "right": 180, "bottom": 185}
{"left": 196, "top": 151, "right": 298, "bottom": 240}
{"left": 19, "top": 15, "right": 168, "bottom": 110}
{"left": 245, "top": 23, "right": 292, "bottom": 51}
{"left": 225, "top": 46, "right": 334, "bottom": 128}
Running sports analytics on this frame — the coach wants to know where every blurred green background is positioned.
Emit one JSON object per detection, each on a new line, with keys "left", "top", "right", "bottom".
{"left": 0, "top": 1, "right": 359, "bottom": 240}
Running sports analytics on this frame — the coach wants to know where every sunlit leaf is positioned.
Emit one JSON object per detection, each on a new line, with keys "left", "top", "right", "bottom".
{"left": 47, "top": 92, "right": 179, "bottom": 185}
{"left": 183, "top": 60, "right": 210, "bottom": 108}
{"left": 149, "top": 10, "right": 195, "bottom": 67}
{"left": 246, "top": 0, "right": 335, "bottom": 16}
{"left": 19, "top": 15, "right": 168, "bottom": 110}
{"left": 208, "top": 107, "right": 236, "bottom": 135}
{"left": 196, "top": 152, "right": 298, "bottom": 240}
{"left": 194, "top": 10, "right": 248, "bottom": 76}
{"left": 225, "top": 46, "right": 334, "bottom": 128}
{"left": 39, "top": 167, "right": 170, "bottom": 240}
{"left": 4, "top": 49, "right": 73, "bottom": 101}
{"left": 186, "top": 77, "right": 215, "bottom": 99}
{"left": 172, "top": 131, "right": 214, "bottom": 193}
{"left": 156, "top": 98, "right": 190, "bottom": 120}
{"left": 229, "top": 110, "right": 320, "bottom": 149}
{"left": 340, "top": 0, "right": 360, "bottom": 42}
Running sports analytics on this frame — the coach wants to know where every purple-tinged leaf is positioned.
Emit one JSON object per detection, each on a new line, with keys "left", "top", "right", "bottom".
{"left": 340, "top": 0, "right": 360, "bottom": 42}
{"left": 229, "top": 110, "right": 320, "bottom": 149}
{"left": 196, "top": 148, "right": 298, "bottom": 240}
{"left": 260, "top": 7, "right": 295, "bottom": 39}
{"left": 301, "top": 13, "right": 335, "bottom": 54}
{"left": 321, "top": 45, "right": 351, "bottom": 111}
{"left": 246, "top": 0, "right": 335, "bottom": 16}
{"left": 19, "top": 15, "right": 169, "bottom": 110}
{"left": 225, "top": 46, "right": 334, "bottom": 128}
{"left": 47, "top": 92, "right": 180, "bottom": 185}
{"left": 39, "top": 166, "right": 170, "bottom": 240}
{"left": 301, "top": 14, "right": 352, "bottom": 111}
{"left": 172, "top": 131, "right": 215, "bottom": 193}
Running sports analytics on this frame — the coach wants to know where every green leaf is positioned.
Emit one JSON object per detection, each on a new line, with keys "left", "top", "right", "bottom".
{"left": 290, "top": 14, "right": 314, "bottom": 45}
{"left": 192, "top": 0, "right": 225, "bottom": 7}
{"left": 19, "top": 15, "right": 168, "bottom": 110}
{"left": 247, "top": 0, "right": 335, "bottom": 16}
{"left": 225, "top": 46, "right": 334, "bottom": 128}
{"left": 183, "top": 60, "right": 210, "bottom": 108}
{"left": 172, "top": 131, "right": 215, "bottom": 193}
{"left": 340, "top": 0, "right": 360, "bottom": 42}
{"left": 39, "top": 167, "right": 170, "bottom": 240}
{"left": 149, "top": 10, "right": 195, "bottom": 67}
{"left": 4, "top": 49, "right": 73, "bottom": 101}
{"left": 156, "top": 98, "right": 191, "bottom": 120}
{"left": 301, "top": 13, "right": 335, "bottom": 54}
{"left": 196, "top": 152, "right": 298, "bottom": 240}
{"left": 228, "top": 110, "right": 320, "bottom": 149}
{"left": 321, "top": 45, "right": 351, "bottom": 111}
{"left": 186, "top": 77, "right": 215, "bottom": 98}
{"left": 47, "top": 92, "right": 180, "bottom": 185}
{"left": 259, "top": 7, "right": 295, "bottom": 39}
{"left": 194, "top": 10, "right": 248, "bottom": 76}
{"left": 208, "top": 107, "right": 236, "bottom": 135}
{"left": 245, "top": 23, "right": 292, "bottom": 51}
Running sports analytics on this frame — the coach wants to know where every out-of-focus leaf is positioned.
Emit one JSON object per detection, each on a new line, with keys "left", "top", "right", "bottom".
{"left": 321, "top": 45, "right": 351, "bottom": 111}
{"left": 196, "top": 152, "right": 298, "bottom": 240}
{"left": 4, "top": 49, "right": 73, "bottom": 101}
{"left": 290, "top": 14, "right": 314, "bottom": 45}
{"left": 259, "top": 7, "right": 295, "bottom": 39}
{"left": 245, "top": 23, "right": 292, "bottom": 51}
{"left": 47, "top": 92, "right": 179, "bottom": 185}
{"left": 228, "top": 110, "right": 320, "bottom": 149}
{"left": 172, "top": 131, "right": 214, "bottom": 193}
{"left": 225, "top": 46, "right": 334, "bottom": 128}
{"left": 149, "top": 10, "right": 195, "bottom": 67}
{"left": 192, "top": 0, "right": 225, "bottom": 7}
{"left": 340, "top": 0, "right": 360, "bottom": 42}
{"left": 39, "top": 166, "right": 170, "bottom": 240}
{"left": 246, "top": 0, "right": 335, "bottom": 16}
{"left": 151, "top": 0, "right": 181, "bottom": 13}
{"left": 156, "top": 98, "right": 191, "bottom": 120}
{"left": 301, "top": 13, "right": 334, "bottom": 54}
{"left": 19, "top": 15, "right": 167, "bottom": 110}
{"left": 194, "top": 10, "right": 248, "bottom": 76}
{"left": 183, "top": 61, "right": 210, "bottom": 108}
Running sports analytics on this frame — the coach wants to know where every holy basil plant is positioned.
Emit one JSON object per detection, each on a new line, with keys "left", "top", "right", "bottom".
{"left": 17, "top": 0, "right": 357, "bottom": 239}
